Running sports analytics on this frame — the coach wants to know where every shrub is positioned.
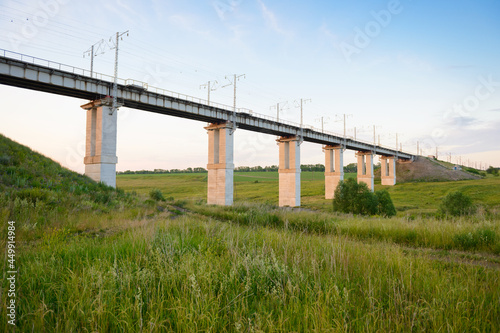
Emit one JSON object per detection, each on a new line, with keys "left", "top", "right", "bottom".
{"left": 464, "top": 167, "right": 480, "bottom": 175}
{"left": 333, "top": 179, "right": 377, "bottom": 216}
{"left": 355, "top": 186, "right": 378, "bottom": 216}
{"left": 439, "top": 191, "right": 476, "bottom": 216}
{"left": 375, "top": 190, "right": 397, "bottom": 217}
{"left": 332, "top": 179, "right": 357, "bottom": 214}
{"left": 149, "top": 189, "right": 165, "bottom": 202}
{"left": 486, "top": 166, "right": 499, "bottom": 175}
{"left": 333, "top": 179, "right": 397, "bottom": 217}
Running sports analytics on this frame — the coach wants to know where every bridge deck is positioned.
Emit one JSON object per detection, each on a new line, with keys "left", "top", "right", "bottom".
{"left": 0, "top": 52, "right": 413, "bottom": 159}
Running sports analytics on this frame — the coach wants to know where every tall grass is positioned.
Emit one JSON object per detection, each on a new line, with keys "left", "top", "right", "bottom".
{"left": 2, "top": 214, "right": 499, "bottom": 331}
{"left": 188, "top": 202, "right": 500, "bottom": 254}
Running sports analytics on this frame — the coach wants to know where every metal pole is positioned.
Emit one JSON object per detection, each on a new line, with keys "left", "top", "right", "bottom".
{"left": 112, "top": 32, "right": 119, "bottom": 115}
{"left": 277, "top": 102, "right": 279, "bottom": 121}
{"left": 233, "top": 74, "right": 237, "bottom": 113}
{"left": 207, "top": 81, "right": 211, "bottom": 106}
{"left": 300, "top": 98, "right": 303, "bottom": 127}
{"left": 90, "top": 45, "right": 94, "bottom": 77}
{"left": 343, "top": 114, "right": 346, "bottom": 139}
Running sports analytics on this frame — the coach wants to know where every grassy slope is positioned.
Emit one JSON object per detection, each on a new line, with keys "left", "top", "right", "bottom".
{"left": 1, "top": 134, "right": 500, "bottom": 331}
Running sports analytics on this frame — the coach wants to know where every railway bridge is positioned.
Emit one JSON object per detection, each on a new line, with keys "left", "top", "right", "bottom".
{"left": 0, "top": 49, "right": 413, "bottom": 207}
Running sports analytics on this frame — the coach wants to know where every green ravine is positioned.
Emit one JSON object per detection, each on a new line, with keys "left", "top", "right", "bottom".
{"left": 1, "top": 133, "right": 500, "bottom": 331}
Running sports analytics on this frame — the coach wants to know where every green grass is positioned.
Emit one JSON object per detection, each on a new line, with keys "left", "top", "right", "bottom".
{"left": 5, "top": 213, "right": 500, "bottom": 331}
{"left": 1, "top": 134, "right": 500, "bottom": 331}
{"left": 117, "top": 172, "right": 500, "bottom": 213}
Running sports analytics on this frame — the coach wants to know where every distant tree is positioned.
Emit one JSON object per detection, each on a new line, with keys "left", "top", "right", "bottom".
{"left": 315, "top": 164, "right": 325, "bottom": 172}
{"left": 439, "top": 191, "right": 476, "bottom": 216}
{"left": 344, "top": 163, "right": 357, "bottom": 173}
{"left": 487, "top": 166, "right": 499, "bottom": 176}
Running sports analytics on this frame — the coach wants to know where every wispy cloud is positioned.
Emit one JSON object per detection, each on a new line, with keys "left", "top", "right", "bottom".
{"left": 446, "top": 65, "right": 475, "bottom": 70}
{"left": 257, "top": 0, "right": 292, "bottom": 38}
{"left": 102, "top": 0, "right": 149, "bottom": 28}
{"left": 168, "top": 14, "right": 210, "bottom": 36}
{"left": 443, "top": 115, "right": 479, "bottom": 128}
{"left": 444, "top": 119, "right": 500, "bottom": 154}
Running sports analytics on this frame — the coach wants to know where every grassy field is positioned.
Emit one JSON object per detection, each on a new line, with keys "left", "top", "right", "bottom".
{"left": 2, "top": 133, "right": 500, "bottom": 331}
{"left": 117, "top": 171, "right": 500, "bottom": 213}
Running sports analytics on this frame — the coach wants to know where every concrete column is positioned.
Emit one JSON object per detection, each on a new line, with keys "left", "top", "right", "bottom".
{"left": 357, "top": 151, "right": 374, "bottom": 191}
{"left": 381, "top": 155, "right": 397, "bottom": 186}
{"left": 81, "top": 99, "right": 118, "bottom": 188}
{"left": 205, "top": 123, "right": 234, "bottom": 205}
{"left": 324, "top": 145, "right": 344, "bottom": 199}
{"left": 277, "top": 136, "right": 301, "bottom": 207}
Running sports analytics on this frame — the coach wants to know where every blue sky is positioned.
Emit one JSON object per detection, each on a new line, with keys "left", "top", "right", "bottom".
{"left": 1, "top": 0, "right": 499, "bottom": 173}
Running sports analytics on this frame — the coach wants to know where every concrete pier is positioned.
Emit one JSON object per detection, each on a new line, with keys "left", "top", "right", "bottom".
{"left": 357, "top": 151, "right": 374, "bottom": 191}
{"left": 205, "top": 122, "right": 234, "bottom": 205}
{"left": 324, "top": 145, "right": 344, "bottom": 199}
{"left": 381, "top": 155, "right": 397, "bottom": 186}
{"left": 81, "top": 98, "right": 118, "bottom": 187}
{"left": 277, "top": 136, "right": 301, "bottom": 207}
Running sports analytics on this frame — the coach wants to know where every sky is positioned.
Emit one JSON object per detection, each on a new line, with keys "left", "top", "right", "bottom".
{"left": 0, "top": 0, "right": 499, "bottom": 173}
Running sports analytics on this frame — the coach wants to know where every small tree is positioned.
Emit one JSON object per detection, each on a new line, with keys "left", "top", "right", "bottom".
{"left": 332, "top": 179, "right": 355, "bottom": 213}
{"left": 333, "top": 178, "right": 378, "bottom": 215}
{"left": 439, "top": 191, "right": 475, "bottom": 216}
{"left": 333, "top": 179, "right": 397, "bottom": 217}
{"left": 375, "top": 190, "right": 397, "bottom": 217}
{"left": 487, "top": 166, "right": 499, "bottom": 176}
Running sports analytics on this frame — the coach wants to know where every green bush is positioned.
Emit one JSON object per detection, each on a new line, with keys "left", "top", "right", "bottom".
{"left": 149, "top": 189, "right": 165, "bottom": 202}
{"left": 464, "top": 167, "right": 480, "bottom": 175}
{"left": 375, "top": 190, "right": 397, "bottom": 217}
{"left": 333, "top": 179, "right": 377, "bottom": 215}
{"left": 333, "top": 179, "right": 396, "bottom": 217}
{"left": 439, "top": 191, "right": 476, "bottom": 216}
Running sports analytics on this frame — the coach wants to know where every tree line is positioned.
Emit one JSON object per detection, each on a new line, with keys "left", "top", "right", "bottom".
{"left": 117, "top": 163, "right": 360, "bottom": 175}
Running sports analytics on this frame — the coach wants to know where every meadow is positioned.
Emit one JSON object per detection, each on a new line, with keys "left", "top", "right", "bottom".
{"left": 117, "top": 171, "right": 500, "bottom": 213}
{"left": 1, "top": 133, "right": 500, "bottom": 331}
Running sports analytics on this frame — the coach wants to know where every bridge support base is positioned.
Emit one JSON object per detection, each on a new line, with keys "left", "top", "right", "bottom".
{"left": 381, "top": 156, "right": 397, "bottom": 186}
{"left": 324, "top": 145, "right": 344, "bottom": 199}
{"left": 357, "top": 151, "right": 374, "bottom": 191}
{"left": 82, "top": 99, "right": 118, "bottom": 188}
{"left": 278, "top": 136, "right": 301, "bottom": 207}
{"left": 205, "top": 123, "right": 234, "bottom": 205}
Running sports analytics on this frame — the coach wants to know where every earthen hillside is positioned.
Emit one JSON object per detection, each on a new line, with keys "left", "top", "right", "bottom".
{"left": 375, "top": 156, "right": 481, "bottom": 183}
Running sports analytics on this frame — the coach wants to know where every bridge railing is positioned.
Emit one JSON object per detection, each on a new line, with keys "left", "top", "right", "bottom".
{"left": 1, "top": 48, "right": 412, "bottom": 157}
